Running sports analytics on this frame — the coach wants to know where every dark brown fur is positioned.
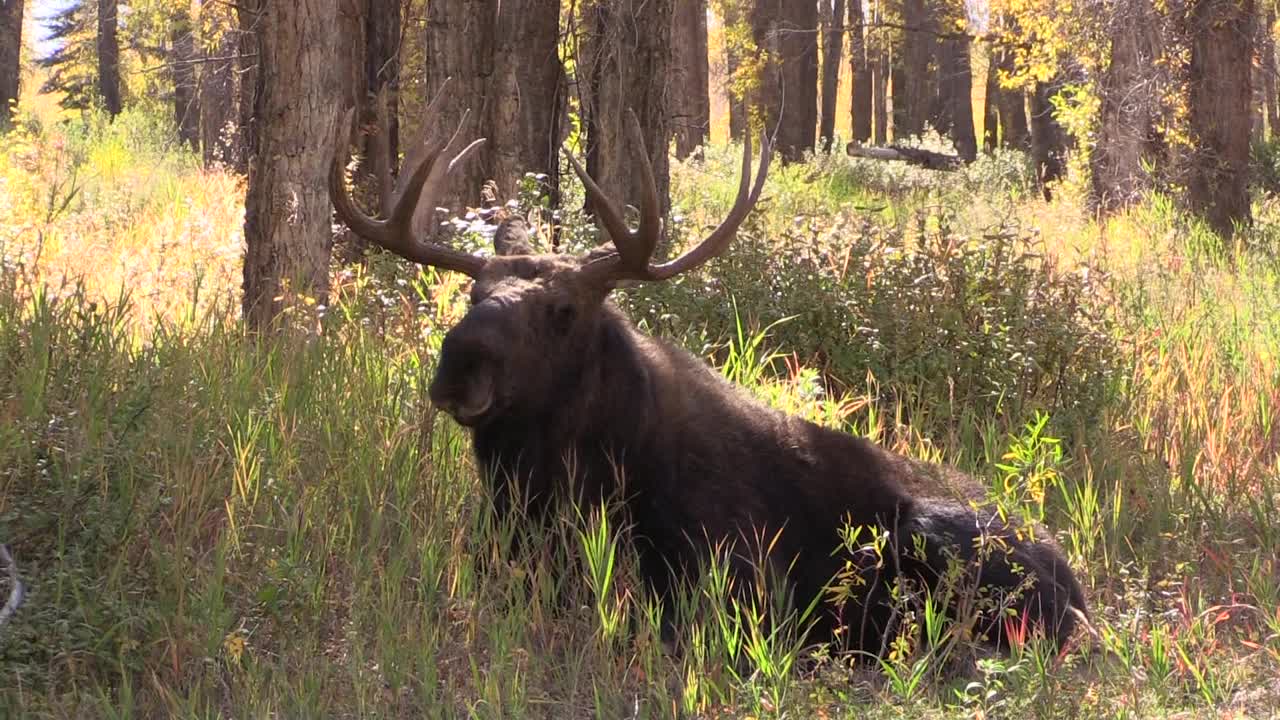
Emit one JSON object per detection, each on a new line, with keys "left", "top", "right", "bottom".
{"left": 427, "top": 226, "right": 1087, "bottom": 655}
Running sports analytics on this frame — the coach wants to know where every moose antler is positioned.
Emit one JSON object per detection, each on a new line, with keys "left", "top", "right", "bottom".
{"left": 566, "top": 108, "right": 772, "bottom": 285}
{"left": 328, "top": 77, "right": 489, "bottom": 277}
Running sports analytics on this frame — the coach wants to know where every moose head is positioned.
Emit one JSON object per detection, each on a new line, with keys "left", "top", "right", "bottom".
{"left": 329, "top": 107, "right": 771, "bottom": 430}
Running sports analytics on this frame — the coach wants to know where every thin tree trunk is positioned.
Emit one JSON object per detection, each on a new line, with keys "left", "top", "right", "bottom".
{"left": 580, "top": 0, "right": 672, "bottom": 218}
{"left": 1253, "top": 54, "right": 1265, "bottom": 141}
{"left": 421, "top": 0, "right": 564, "bottom": 230}
{"left": 197, "top": 1, "right": 240, "bottom": 167}
{"left": 98, "top": 0, "right": 121, "bottom": 116}
{"left": 990, "top": 37, "right": 1029, "bottom": 150}
{"left": 983, "top": 47, "right": 999, "bottom": 151}
{"left": 1030, "top": 78, "right": 1068, "bottom": 200}
{"left": 819, "top": 0, "right": 845, "bottom": 152}
{"left": 171, "top": 8, "right": 200, "bottom": 149}
{"left": 722, "top": 0, "right": 747, "bottom": 141}
{"left": 751, "top": 0, "right": 819, "bottom": 162}
{"left": 1090, "top": 0, "right": 1163, "bottom": 213}
{"left": 236, "top": 0, "right": 259, "bottom": 173}
{"left": 1186, "top": 0, "right": 1253, "bottom": 237}
{"left": 672, "top": 0, "right": 710, "bottom": 159}
{"left": 241, "top": 0, "right": 342, "bottom": 330}
{"left": 848, "top": 0, "right": 871, "bottom": 144}
{"left": 873, "top": 10, "right": 888, "bottom": 144}
{"left": 896, "top": 0, "right": 934, "bottom": 138}
{"left": 1266, "top": 9, "right": 1278, "bottom": 137}
{"left": 935, "top": 34, "right": 975, "bottom": 161}
{"left": 363, "top": 0, "right": 400, "bottom": 194}
{"left": 0, "top": 0, "right": 22, "bottom": 129}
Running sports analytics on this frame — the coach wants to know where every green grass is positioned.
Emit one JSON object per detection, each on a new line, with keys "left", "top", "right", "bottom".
{"left": 2, "top": 110, "right": 1280, "bottom": 718}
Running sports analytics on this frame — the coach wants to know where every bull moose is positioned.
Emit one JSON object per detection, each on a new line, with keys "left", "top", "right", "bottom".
{"left": 327, "top": 105, "right": 1087, "bottom": 656}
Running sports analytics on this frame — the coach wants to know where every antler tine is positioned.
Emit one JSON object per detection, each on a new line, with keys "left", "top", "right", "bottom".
{"left": 562, "top": 109, "right": 665, "bottom": 272}
{"left": 645, "top": 130, "right": 771, "bottom": 280}
{"left": 416, "top": 108, "right": 488, "bottom": 224}
{"left": 576, "top": 127, "right": 770, "bottom": 286}
{"left": 626, "top": 108, "right": 663, "bottom": 265}
{"left": 327, "top": 103, "right": 488, "bottom": 277}
{"left": 563, "top": 147, "right": 635, "bottom": 260}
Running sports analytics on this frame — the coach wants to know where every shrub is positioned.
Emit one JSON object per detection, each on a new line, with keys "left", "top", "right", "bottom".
{"left": 614, "top": 205, "right": 1119, "bottom": 437}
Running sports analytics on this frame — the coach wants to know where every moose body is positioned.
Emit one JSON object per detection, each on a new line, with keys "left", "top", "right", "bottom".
{"left": 329, "top": 103, "right": 1087, "bottom": 654}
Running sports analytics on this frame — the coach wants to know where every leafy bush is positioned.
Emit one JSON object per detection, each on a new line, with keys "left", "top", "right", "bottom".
{"left": 615, "top": 205, "right": 1119, "bottom": 436}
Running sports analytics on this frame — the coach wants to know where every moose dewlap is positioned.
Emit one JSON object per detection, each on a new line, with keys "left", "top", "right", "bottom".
{"left": 328, "top": 104, "right": 1088, "bottom": 655}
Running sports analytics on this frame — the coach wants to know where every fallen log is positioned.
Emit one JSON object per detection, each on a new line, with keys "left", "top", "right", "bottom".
{"left": 845, "top": 142, "right": 966, "bottom": 170}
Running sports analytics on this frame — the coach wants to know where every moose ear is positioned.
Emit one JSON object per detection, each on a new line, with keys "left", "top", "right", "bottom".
{"left": 493, "top": 215, "right": 534, "bottom": 256}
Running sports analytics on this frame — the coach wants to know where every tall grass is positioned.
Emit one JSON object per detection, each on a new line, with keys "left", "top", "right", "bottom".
{"left": 2, "top": 110, "right": 1279, "bottom": 717}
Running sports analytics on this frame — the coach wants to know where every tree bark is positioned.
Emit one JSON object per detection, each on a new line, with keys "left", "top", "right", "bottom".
{"left": 848, "top": 0, "right": 871, "bottom": 144}
{"left": 819, "top": 0, "right": 845, "bottom": 152}
{"left": 241, "top": 0, "right": 342, "bottom": 330}
{"left": 97, "top": 0, "right": 121, "bottom": 116}
{"left": 751, "top": 0, "right": 819, "bottom": 162}
{"left": 580, "top": 0, "right": 672, "bottom": 217}
{"left": 170, "top": 7, "right": 200, "bottom": 149}
{"left": 0, "top": 0, "right": 22, "bottom": 129}
{"left": 935, "top": 34, "right": 975, "bottom": 161}
{"left": 422, "top": 0, "right": 565, "bottom": 227}
{"left": 672, "top": 0, "right": 710, "bottom": 159}
{"left": 1030, "top": 78, "right": 1068, "bottom": 200}
{"left": 1089, "top": 0, "right": 1163, "bottom": 213}
{"left": 1186, "top": 0, "right": 1253, "bottom": 237}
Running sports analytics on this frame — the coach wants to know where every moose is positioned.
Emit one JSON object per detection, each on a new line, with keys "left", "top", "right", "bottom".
{"left": 327, "top": 106, "right": 1087, "bottom": 656}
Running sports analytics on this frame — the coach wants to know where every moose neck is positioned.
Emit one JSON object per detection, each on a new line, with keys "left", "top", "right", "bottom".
{"left": 469, "top": 302, "right": 660, "bottom": 514}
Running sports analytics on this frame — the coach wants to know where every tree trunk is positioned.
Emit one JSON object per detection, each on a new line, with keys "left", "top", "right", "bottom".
{"left": 1030, "top": 78, "right": 1068, "bottom": 201}
{"left": 896, "top": 0, "right": 935, "bottom": 138}
{"left": 1090, "top": 1, "right": 1163, "bottom": 213}
{"left": 580, "top": 0, "right": 672, "bottom": 218}
{"left": 982, "top": 48, "right": 999, "bottom": 151}
{"left": 362, "top": 0, "right": 399, "bottom": 189}
{"left": 1186, "top": 0, "right": 1253, "bottom": 237}
{"left": 722, "top": 0, "right": 747, "bottom": 141}
{"left": 98, "top": 0, "right": 121, "bottom": 116}
{"left": 819, "top": 0, "right": 845, "bottom": 152}
{"left": 0, "top": 0, "right": 22, "bottom": 129}
{"left": 423, "top": 0, "right": 565, "bottom": 228}
{"left": 1264, "top": 7, "right": 1274, "bottom": 137}
{"left": 873, "top": 15, "right": 888, "bottom": 144}
{"left": 848, "top": 0, "right": 871, "bottom": 144}
{"left": 233, "top": 0, "right": 259, "bottom": 173}
{"left": 197, "top": 1, "right": 242, "bottom": 168}
{"left": 241, "top": 0, "right": 342, "bottom": 330}
{"left": 987, "top": 40, "right": 1029, "bottom": 150}
{"left": 171, "top": 8, "right": 200, "bottom": 149}
{"left": 1253, "top": 26, "right": 1266, "bottom": 141}
{"left": 672, "top": 0, "right": 709, "bottom": 159}
{"left": 935, "top": 34, "right": 975, "bottom": 161}
{"left": 1266, "top": 8, "right": 1278, "bottom": 138}
{"left": 751, "top": 0, "right": 819, "bottom": 162}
